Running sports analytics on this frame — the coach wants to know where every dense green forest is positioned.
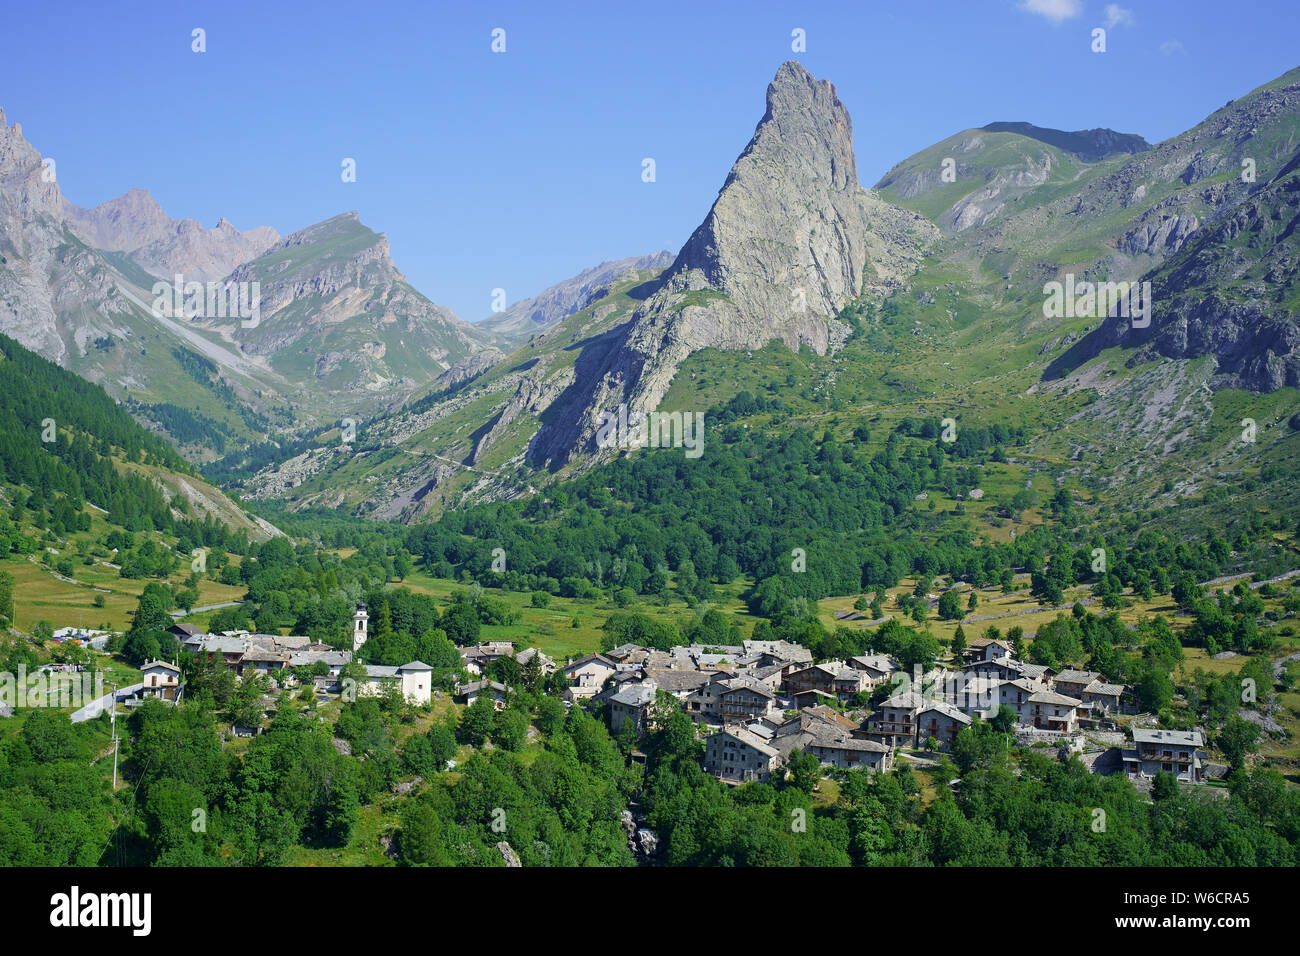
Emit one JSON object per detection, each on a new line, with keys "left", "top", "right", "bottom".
{"left": 0, "top": 334, "right": 200, "bottom": 533}
{"left": 4, "top": 672, "right": 1294, "bottom": 867}
{"left": 400, "top": 412, "right": 1271, "bottom": 621}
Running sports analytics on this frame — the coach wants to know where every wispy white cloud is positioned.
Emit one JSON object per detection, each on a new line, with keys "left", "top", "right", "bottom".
{"left": 1160, "top": 39, "right": 1186, "bottom": 55}
{"left": 1019, "top": 0, "right": 1083, "bottom": 23}
{"left": 1104, "top": 4, "right": 1135, "bottom": 28}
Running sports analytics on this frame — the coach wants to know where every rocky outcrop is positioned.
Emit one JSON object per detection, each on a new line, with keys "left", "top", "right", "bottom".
{"left": 946, "top": 151, "right": 1055, "bottom": 231}
{"left": 471, "top": 362, "right": 573, "bottom": 465}
{"left": 1047, "top": 152, "right": 1300, "bottom": 391}
{"left": 1119, "top": 209, "right": 1200, "bottom": 257}
{"left": 435, "top": 348, "right": 507, "bottom": 389}
{"left": 671, "top": 60, "right": 873, "bottom": 340}
{"left": 496, "top": 841, "right": 521, "bottom": 867}
{"left": 64, "top": 187, "right": 173, "bottom": 251}
{"left": 525, "top": 61, "right": 936, "bottom": 466}
{"left": 0, "top": 109, "right": 132, "bottom": 364}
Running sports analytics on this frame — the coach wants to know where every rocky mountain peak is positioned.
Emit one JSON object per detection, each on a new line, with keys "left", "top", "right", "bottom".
{"left": 670, "top": 59, "right": 866, "bottom": 322}
{"left": 670, "top": 61, "right": 873, "bottom": 335}
{"left": 223, "top": 210, "right": 494, "bottom": 409}
{"left": 525, "top": 62, "right": 936, "bottom": 467}
{"left": 62, "top": 183, "right": 279, "bottom": 282}
{"left": 0, "top": 111, "right": 65, "bottom": 223}
{"left": 760, "top": 59, "right": 858, "bottom": 189}
{"left": 64, "top": 188, "right": 170, "bottom": 251}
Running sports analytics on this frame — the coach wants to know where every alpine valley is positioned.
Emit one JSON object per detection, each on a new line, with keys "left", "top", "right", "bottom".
{"left": 3, "top": 50, "right": 1300, "bottom": 874}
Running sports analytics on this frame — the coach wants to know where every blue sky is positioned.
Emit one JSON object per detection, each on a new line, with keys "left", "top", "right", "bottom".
{"left": 3, "top": 0, "right": 1296, "bottom": 321}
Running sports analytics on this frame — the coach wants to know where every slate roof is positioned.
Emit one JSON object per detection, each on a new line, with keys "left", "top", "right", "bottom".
{"left": 877, "top": 691, "right": 928, "bottom": 710}
{"left": 515, "top": 647, "right": 553, "bottom": 666}
{"left": 1000, "top": 677, "right": 1042, "bottom": 693}
{"left": 849, "top": 654, "right": 896, "bottom": 673}
{"left": 742, "top": 639, "right": 813, "bottom": 664}
{"left": 288, "top": 650, "right": 351, "bottom": 667}
{"left": 803, "top": 723, "right": 891, "bottom": 753}
{"left": 610, "top": 681, "right": 658, "bottom": 707}
{"left": 915, "top": 700, "right": 972, "bottom": 723}
{"left": 200, "top": 637, "right": 248, "bottom": 654}
{"left": 1132, "top": 728, "right": 1203, "bottom": 747}
{"left": 715, "top": 724, "right": 780, "bottom": 758}
{"left": 646, "top": 669, "right": 715, "bottom": 693}
{"left": 1054, "top": 669, "right": 1103, "bottom": 685}
{"left": 1029, "top": 690, "right": 1083, "bottom": 707}
{"left": 564, "top": 653, "right": 617, "bottom": 672}
{"left": 455, "top": 680, "right": 509, "bottom": 696}
{"left": 717, "top": 675, "right": 776, "bottom": 700}
{"left": 743, "top": 662, "right": 788, "bottom": 682}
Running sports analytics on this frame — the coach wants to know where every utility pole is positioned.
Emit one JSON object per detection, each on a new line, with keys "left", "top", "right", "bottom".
{"left": 110, "top": 682, "right": 118, "bottom": 789}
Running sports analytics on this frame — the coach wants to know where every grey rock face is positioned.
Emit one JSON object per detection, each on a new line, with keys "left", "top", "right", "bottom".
{"left": 1050, "top": 155, "right": 1300, "bottom": 391}
{"left": 0, "top": 112, "right": 129, "bottom": 364}
{"left": 471, "top": 361, "right": 573, "bottom": 466}
{"left": 436, "top": 348, "right": 507, "bottom": 389}
{"left": 222, "top": 212, "right": 496, "bottom": 410}
{"left": 672, "top": 60, "right": 871, "bottom": 339}
{"left": 63, "top": 187, "right": 173, "bottom": 251}
{"left": 946, "top": 152, "right": 1055, "bottom": 232}
{"left": 1119, "top": 210, "right": 1200, "bottom": 257}
{"left": 526, "top": 61, "right": 935, "bottom": 466}
{"left": 496, "top": 841, "right": 522, "bottom": 867}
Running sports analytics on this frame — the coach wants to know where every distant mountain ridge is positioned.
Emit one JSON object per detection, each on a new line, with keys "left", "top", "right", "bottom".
{"left": 64, "top": 187, "right": 279, "bottom": 282}
{"left": 223, "top": 211, "right": 496, "bottom": 413}
{"left": 476, "top": 251, "right": 675, "bottom": 342}
{"left": 978, "top": 122, "right": 1151, "bottom": 162}
{"left": 0, "top": 106, "right": 499, "bottom": 451}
